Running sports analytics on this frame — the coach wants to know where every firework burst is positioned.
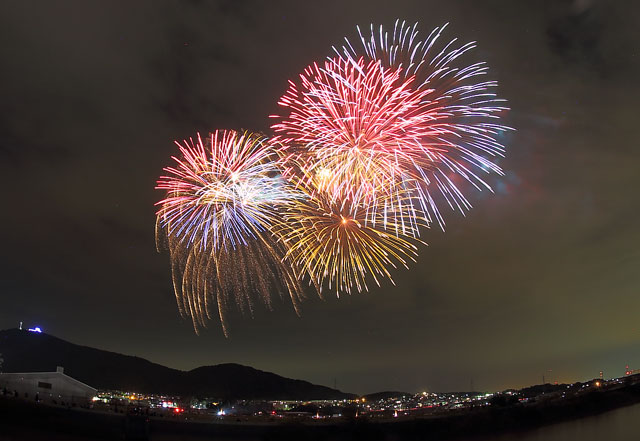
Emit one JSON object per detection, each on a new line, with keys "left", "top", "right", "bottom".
{"left": 277, "top": 162, "right": 423, "bottom": 295}
{"left": 272, "top": 21, "right": 511, "bottom": 229}
{"left": 272, "top": 55, "right": 440, "bottom": 237}
{"left": 155, "top": 20, "right": 512, "bottom": 333}
{"left": 156, "top": 130, "right": 304, "bottom": 335}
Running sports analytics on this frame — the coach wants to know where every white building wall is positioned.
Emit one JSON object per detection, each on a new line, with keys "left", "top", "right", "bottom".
{"left": 0, "top": 370, "right": 96, "bottom": 405}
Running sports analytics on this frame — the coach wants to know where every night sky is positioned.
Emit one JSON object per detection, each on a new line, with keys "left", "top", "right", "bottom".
{"left": 1, "top": 0, "right": 639, "bottom": 395}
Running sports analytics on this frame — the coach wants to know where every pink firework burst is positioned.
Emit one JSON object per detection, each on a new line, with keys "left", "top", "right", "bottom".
{"left": 272, "top": 21, "right": 512, "bottom": 229}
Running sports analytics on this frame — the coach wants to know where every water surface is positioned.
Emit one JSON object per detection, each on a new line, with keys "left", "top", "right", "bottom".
{"left": 473, "top": 403, "right": 640, "bottom": 441}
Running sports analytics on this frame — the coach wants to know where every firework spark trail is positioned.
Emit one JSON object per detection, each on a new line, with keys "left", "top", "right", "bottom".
{"left": 275, "top": 161, "right": 424, "bottom": 295}
{"left": 156, "top": 130, "right": 304, "bottom": 335}
{"left": 342, "top": 21, "right": 512, "bottom": 227}
{"left": 271, "top": 57, "right": 435, "bottom": 232}
{"left": 157, "top": 131, "right": 295, "bottom": 251}
{"left": 156, "top": 21, "right": 512, "bottom": 333}
{"left": 273, "top": 21, "right": 511, "bottom": 230}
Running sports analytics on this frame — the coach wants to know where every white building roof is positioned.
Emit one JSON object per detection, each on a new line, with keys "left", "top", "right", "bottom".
{"left": 0, "top": 370, "right": 97, "bottom": 393}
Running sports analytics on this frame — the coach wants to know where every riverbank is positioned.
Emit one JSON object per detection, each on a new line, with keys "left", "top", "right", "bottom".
{"left": 1, "top": 379, "right": 640, "bottom": 440}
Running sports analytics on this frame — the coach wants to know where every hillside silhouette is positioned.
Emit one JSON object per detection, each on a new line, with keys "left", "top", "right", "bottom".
{"left": 0, "top": 329, "right": 354, "bottom": 400}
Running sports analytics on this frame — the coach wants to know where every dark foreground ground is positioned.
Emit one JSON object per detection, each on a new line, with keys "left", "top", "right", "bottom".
{"left": 1, "top": 381, "right": 640, "bottom": 441}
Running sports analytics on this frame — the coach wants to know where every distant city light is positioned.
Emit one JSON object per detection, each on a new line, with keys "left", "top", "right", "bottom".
{"left": 27, "top": 327, "right": 42, "bottom": 333}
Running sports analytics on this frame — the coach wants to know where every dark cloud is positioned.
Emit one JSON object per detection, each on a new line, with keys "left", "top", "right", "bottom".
{"left": 545, "top": 0, "right": 636, "bottom": 77}
{"left": 0, "top": 0, "right": 639, "bottom": 394}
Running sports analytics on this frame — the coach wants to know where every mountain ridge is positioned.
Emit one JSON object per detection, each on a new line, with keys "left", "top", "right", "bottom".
{"left": 0, "top": 328, "right": 355, "bottom": 400}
